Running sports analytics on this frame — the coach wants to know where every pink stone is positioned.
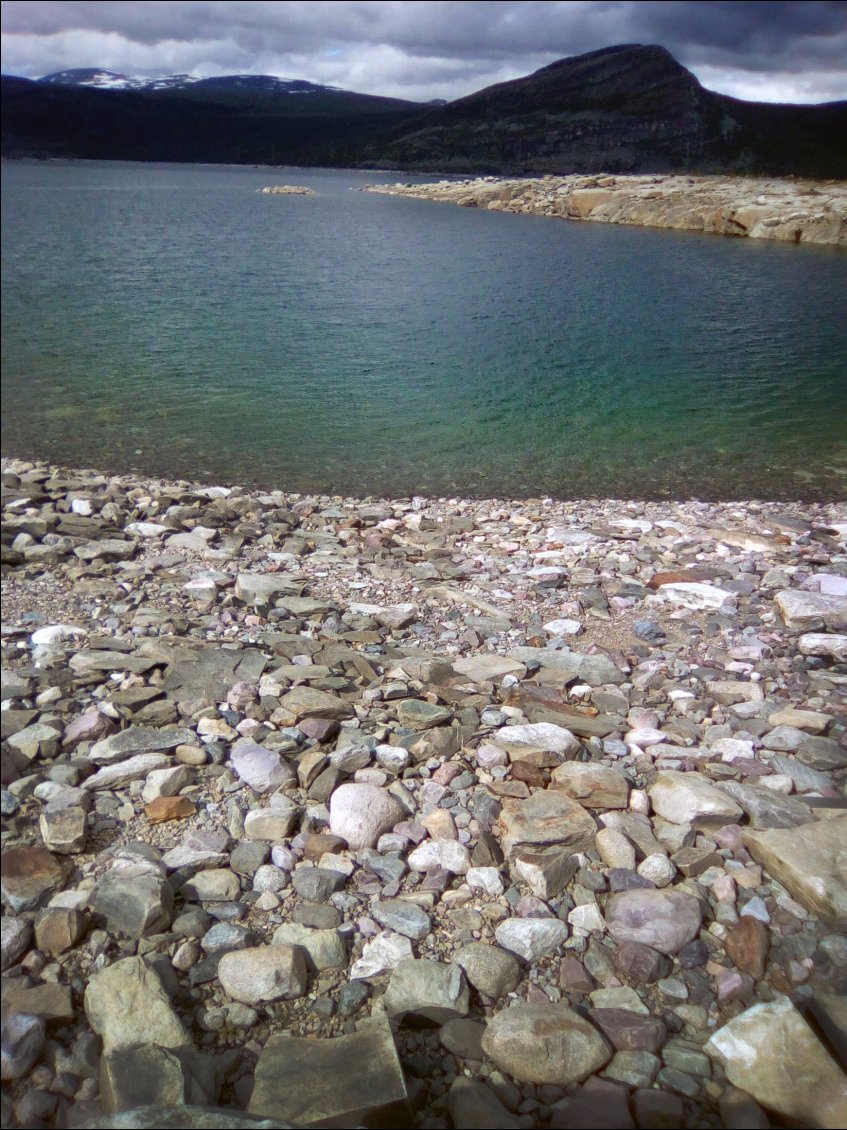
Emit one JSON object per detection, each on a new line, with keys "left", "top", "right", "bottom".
{"left": 715, "top": 967, "right": 755, "bottom": 1002}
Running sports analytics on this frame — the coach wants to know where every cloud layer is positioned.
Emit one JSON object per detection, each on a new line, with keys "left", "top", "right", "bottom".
{"left": 3, "top": 1, "right": 846, "bottom": 104}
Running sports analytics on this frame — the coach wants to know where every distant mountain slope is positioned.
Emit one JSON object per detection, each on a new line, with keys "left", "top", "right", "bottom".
{"left": 372, "top": 44, "right": 847, "bottom": 177}
{"left": 37, "top": 68, "right": 422, "bottom": 116}
{"left": 4, "top": 45, "right": 846, "bottom": 176}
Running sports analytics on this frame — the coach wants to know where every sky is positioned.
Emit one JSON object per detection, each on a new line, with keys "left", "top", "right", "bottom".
{"left": 2, "top": 0, "right": 846, "bottom": 105}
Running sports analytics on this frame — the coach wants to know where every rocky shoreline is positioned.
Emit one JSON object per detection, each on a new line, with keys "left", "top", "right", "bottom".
{"left": 2, "top": 457, "right": 846, "bottom": 1129}
{"left": 365, "top": 174, "right": 847, "bottom": 246}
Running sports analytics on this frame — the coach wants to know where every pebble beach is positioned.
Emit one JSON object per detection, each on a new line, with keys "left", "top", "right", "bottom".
{"left": 1, "top": 456, "right": 846, "bottom": 1128}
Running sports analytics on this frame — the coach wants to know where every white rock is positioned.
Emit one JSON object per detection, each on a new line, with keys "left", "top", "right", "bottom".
{"left": 798, "top": 633, "right": 847, "bottom": 662}
{"left": 495, "top": 723, "right": 581, "bottom": 757}
{"left": 466, "top": 867, "right": 505, "bottom": 896}
{"left": 658, "top": 583, "right": 737, "bottom": 612}
{"left": 230, "top": 738, "right": 292, "bottom": 794}
{"left": 494, "top": 918, "right": 567, "bottom": 962}
{"left": 329, "top": 784, "right": 403, "bottom": 850}
{"left": 637, "top": 854, "right": 677, "bottom": 887}
{"left": 408, "top": 840, "right": 471, "bottom": 874}
{"left": 543, "top": 618, "right": 582, "bottom": 636}
{"left": 141, "top": 765, "right": 192, "bottom": 804}
{"left": 568, "top": 904, "right": 605, "bottom": 932}
{"left": 349, "top": 931, "right": 414, "bottom": 979}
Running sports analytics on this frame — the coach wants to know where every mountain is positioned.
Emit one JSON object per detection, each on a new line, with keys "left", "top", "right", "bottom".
{"left": 37, "top": 68, "right": 200, "bottom": 92}
{"left": 36, "top": 68, "right": 422, "bottom": 115}
{"left": 371, "top": 44, "right": 847, "bottom": 177}
{"left": 4, "top": 45, "right": 846, "bottom": 176}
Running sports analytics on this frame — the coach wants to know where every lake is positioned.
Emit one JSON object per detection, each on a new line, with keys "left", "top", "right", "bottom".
{"left": 2, "top": 159, "right": 845, "bottom": 499}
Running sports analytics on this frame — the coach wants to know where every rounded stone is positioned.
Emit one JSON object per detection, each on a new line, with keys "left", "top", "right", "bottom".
{"left": 481, "top": 1002, "right": 612, "bottom": 1085}
{"left": 605, "top": 889, "right": 704, "bottom": 955}
{"left": 328, "top": 784, "right": 403, "bottom": 850}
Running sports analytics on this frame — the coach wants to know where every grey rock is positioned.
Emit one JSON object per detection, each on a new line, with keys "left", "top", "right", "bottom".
{"left": 440, "top": 1018, "right": 487, "bottom": 1060}
{"left": 94, "top": 864, "right": 174, "bottom": 938}
{"left": 0, "top": 846, "right": 65, "bottom": 912}
{"left": 512, "top": 848, "right": 579, "bottom": 900}
{"left": 39, "top": 805, "right": 88, "bottom": 853}
{"left": 0, "top": 917, "right": 32, "bottom": 971}
{"left": 89, "top": 726, "right": 194, "bottom": 764}
{"left": 383, "top": 958, "right": 470, "bottom": 1022}
{"left": 218, "top": 945, "right": 307, "bottom": 1004}
{"left": 500, "top": 790, "right": 596, "bottom": 857}
{"left": 742, "top": 816, "right": 847, "bottom": 927}
{"left": 244, "top": 803, "right": 300, "bottom": 841}
{"left": 550, "top": 1076, "right": 635, "bottom": 1129}
{"left": 774, "top": 589, "right": 847, "bottom": 631}
{"left": 83, "top": 752, "right": 171, "bottom": 790}
{"left": 455, "top": 943, "right": 523, "bottom": 999}
{"left": 372, "top": 898, "right": 431, "bottom": 940}
{"left": 77, "top": 1107, "right": 295, "bottom": 1129}
{"left": 1, "top": 1013, "right": 45, "bottom": 1081}
{"left": 447, "top": 1077, "right": 520, "bottom": 1129}
{"left": 182, "top": 870, "right": 241, "bottom": 903}
{"left": 707, "top": 997, "right": 847, "bottom": 1129}
{"left": 85, "top": 957, "right": 191, "bottom": 1053}
{"left": 291, "top": 867, "right": 345, "bottom": 902}
{"left": 649, "top": 771, "right": 743, "bottom": 827}
{"left": 717, "top": 780, "right": 815, "bottom": 828}
{"left": 603, "top": 1049, "right": 660, "bottom": 1088}
{"left": 101, "top": 1044, "right": 217, "bottom": 1114}
{"left": 271, "top": 923, "right": 346, "bottom": 970}
{"left": 248, "top": 1013, "right": 410, "bottom": 1126}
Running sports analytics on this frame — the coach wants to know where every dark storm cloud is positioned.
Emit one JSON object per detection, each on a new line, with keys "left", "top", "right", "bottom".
{"left": 3, "top": 1, "right": 846, "bottom": 103}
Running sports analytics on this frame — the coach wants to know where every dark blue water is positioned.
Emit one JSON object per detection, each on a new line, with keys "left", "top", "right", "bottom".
{"left": 2, "top": 159, "right": 845, "bottom": 498}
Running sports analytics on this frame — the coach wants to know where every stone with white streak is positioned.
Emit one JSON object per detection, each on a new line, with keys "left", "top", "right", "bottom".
{"left": 706, "top": 997, "right": 847, "bottom": 1129}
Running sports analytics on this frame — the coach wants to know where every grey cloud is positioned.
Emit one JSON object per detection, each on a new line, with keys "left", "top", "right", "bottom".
{"left": 2, "top": 1, "right": 846, "bottom": 102}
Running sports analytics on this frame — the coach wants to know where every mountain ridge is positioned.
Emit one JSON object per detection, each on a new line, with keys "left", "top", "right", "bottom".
{"left": 4, "top": 44, "right": 846, "bottom": 177}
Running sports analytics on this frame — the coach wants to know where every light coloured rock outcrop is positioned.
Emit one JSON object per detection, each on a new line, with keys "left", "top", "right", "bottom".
{"left": 366, "top": 174, "right": 847, "bottom": 246}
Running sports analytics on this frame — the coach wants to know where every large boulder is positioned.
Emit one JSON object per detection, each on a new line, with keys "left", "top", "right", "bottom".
{"left": 707, "top": 997, "right": 847, "bottom": 1129}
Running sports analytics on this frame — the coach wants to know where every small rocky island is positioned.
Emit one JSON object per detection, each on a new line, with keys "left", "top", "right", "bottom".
{"left": 366, "top": 174, "right": 847, "bottom": 246}
{"left": 258, "top": 186, "right": 316, "bottom": 196}
{"left": 1, "top": 458, "right": 846, "bottom": 1128}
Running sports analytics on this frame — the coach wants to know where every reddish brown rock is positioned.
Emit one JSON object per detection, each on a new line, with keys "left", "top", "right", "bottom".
{"left": 558, "top": 955, "right": 596, "bottom": 994}
{"left": 647, "top": 569, "right": 716, "bottom": 589}
{"left": 0, "top": 847, "right": 65, "bottom": 913}
{"left": 144, "top": 796, "right": 196, "bottom": 824}
{"left": 724, "top": 917, "right": 769, "bottom": 980}
{"left": 302, "top": 833, "right": 347, "bottom": 861}
{"left": 611, "top": 941, "right": 671, "bottom": 985}
{"left": 588, "top": 1009, "right": 667, "bottom": 1054}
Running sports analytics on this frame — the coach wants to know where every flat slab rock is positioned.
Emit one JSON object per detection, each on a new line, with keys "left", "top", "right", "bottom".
{"left": 742, "top": 815, "right": 847, "bottom": 928}
{"left": 775, "top": 589, "right": 847, "bottom": 631}
{"left": 649, "top": 771, "right": 743, "bottom": 827}
{"left": 500, "top": 790, "right": 596, "bottom": 857}
{"left": 77, "top": 1107, "right": 296, "bottom": 1129}
{"left": 707, "top": 997, "right": 847, "bottom": 1129}
{"left": 248, "top": 1013, "right": 411, "bottom": 1127}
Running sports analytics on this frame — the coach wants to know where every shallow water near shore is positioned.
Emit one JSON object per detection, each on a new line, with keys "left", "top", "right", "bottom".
{"left": 2, "top": 159, "right": 846, "bottom": 500}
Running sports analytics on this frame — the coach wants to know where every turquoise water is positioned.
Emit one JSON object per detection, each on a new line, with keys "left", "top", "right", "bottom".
{"left": 2, "top": 159, "right": 846, "bottom": 499}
